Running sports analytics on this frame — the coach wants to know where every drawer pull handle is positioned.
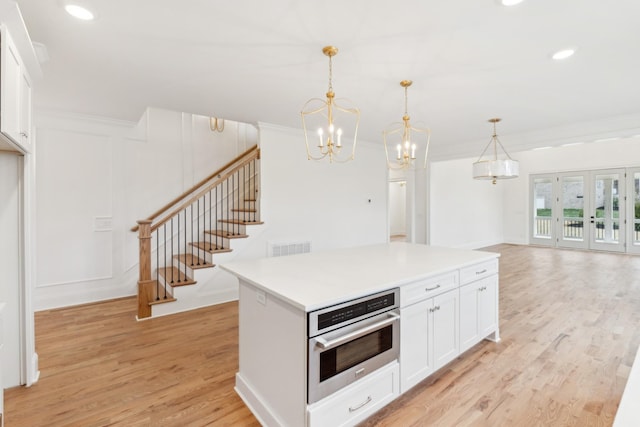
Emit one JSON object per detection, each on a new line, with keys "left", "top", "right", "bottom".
{"left": 425, "top": 284, "right": 441, "bottom": 292}
{"left": 476, "top": 269, "right": 487, "bottom": 275}
{"left": 349, "top": 396, "right": 372, "bottom": 412}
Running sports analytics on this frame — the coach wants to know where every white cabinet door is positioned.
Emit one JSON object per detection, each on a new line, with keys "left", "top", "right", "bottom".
{"left": 432, "top": 289, "right": 459, "bottom": 370}
{"left": 0, "top": 26, "right": 22, "bottom": 144}
{"left": 459, "top": 275, "right": 499, "bottom": 353}
{"left": 0, "top": 25, "right": 32, "bottom": 153}
{"left": 307, "top": 362, "right": 399, "bottom": 427}
{"left": 400, "top": 298, "right": 432, "bottom": 392}
{"left": 459, "top": 281, "right": 480, "bottom": 353}
{"left": 478, "top": 275, "right": 498, "bottom": 338}
{"left": 19, "top": 69, "right": 32, "bottom": 150}
{"left": 400, "top": 288, "right": 460, "bottom": 392}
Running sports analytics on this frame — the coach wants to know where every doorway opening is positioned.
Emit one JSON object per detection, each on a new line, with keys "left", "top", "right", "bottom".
{"left": 389, "top": 180, "right": 407, "bottom": 242}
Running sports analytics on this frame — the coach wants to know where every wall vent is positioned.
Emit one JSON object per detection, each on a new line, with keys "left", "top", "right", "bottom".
{"left": 268, "top": 241, "right": 311, "bottom": 257}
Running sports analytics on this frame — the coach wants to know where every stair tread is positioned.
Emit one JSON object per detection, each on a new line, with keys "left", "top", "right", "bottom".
{"left": 174, "top": 254, "right": 215, "bottom": 270}
{"left": 190, "top": 241, "right": 234, "bottom": 254}
{"left": 147, "top": 284, "right": 177, "bottom": 306}
{"left": 218, "top": 219, "right": 264, "bottom": 225}
{"left": 245, "top": 198, "right": 257, "bottom": 202}
{"left": 157, "top": 266, "right": 197, "bottom": 287}
{"left": 204, "top": 229, "right": 249, "bottom": 239}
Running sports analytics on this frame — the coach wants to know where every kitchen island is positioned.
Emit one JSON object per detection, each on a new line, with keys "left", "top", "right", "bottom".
{"left": 221, "top": 242, "right": 500, "bottom": 427}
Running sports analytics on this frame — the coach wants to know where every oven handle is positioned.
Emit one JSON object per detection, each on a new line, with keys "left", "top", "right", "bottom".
{"left": 315, "top": 311, "right": 399, "bottom": 351}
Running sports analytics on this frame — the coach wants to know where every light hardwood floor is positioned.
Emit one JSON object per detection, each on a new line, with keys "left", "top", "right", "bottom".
{"left": 5, "top": 244, "right": 640, "bottom": 426}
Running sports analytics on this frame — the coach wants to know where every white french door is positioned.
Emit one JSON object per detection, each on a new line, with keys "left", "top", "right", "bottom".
{"left": 557, "top": 172, "right": 588, "bottom": 249}
{"left": 589, "top": 169, "right": 625, "bottom": 252}
{"left": 531, "top": 168, "right": 631, "bottom": 253}
{"left": 530, "top": 174, "right": 556, "bottom": 246}
{"left": 626, "top": 168, "right": 640, "bottom": 254}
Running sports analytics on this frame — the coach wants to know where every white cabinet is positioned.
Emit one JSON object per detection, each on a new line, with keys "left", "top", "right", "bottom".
{"left": 307, "top": 362, "right": 399, "bottom": 427}
{"left": 0, "top": 24, "right": 33, "bottom": 153}
{"left": 400, "top": 287, "right": 459, "bottom": 392}
{"left": 432, "top": 290, "right": 459, "bottom": 369}
{"left": 460, "top": 275, "right": 498, "bottom": 352}
{"left": 400, "top": 260, "right": 499, "bottom": 394}
{"left": 400, "top": 298, "right": 432, "bottom": 391}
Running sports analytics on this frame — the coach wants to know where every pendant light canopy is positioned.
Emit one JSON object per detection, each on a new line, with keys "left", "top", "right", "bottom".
{"left": 472, "top": 118, "right": 519, "bottom": 184}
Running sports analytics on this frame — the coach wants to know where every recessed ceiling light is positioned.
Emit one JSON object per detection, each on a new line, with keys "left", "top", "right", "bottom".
{"left": 501, "top": 0, "right": 525, "bottom": 6}
{"left": 65, "top": 4, "right": 95, "bottom": 20}
{"left": 552, "top": 48, "right": 576, "bottom": 60}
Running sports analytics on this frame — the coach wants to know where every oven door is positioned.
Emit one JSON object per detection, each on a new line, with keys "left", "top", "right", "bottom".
{"left": 308, "top": 309, "right": 399, "bottom": 404}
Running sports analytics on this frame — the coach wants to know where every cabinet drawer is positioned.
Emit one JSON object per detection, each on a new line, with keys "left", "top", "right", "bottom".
{"left": 460, "top": 258, "right": 498, "bottom": 285}
{"left": 307, "top": 362, "right": 399, "bottom": 427}
{"left": 401, "top": 271, "right": 458, "bottom": 307}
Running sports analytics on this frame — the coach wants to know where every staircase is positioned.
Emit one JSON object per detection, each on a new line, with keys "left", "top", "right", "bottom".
{"left": 134, "top": 146, "right": 262, "bottom": 319}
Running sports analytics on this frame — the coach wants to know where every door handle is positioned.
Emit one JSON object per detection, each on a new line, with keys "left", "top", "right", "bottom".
{"left": 315, "top": 311, "right": 399, "bottom": 350}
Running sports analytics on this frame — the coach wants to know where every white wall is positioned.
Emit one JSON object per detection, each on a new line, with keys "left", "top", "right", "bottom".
{"left": 429, "top": 156, "right": 505, "bottom": 249}
{"left": 33, "top": 109, "right": 258, "bottom": 310}
{"left": 32, "top": 113, "right": 388, "bottom": 311}
{"left": 503, "top": 136, "right": 640, "bottom": 245}
{"left": 254, "top": 123, "right": 388, "bottom": 254}
{"left": 0, "top": 152, "right": 22, "bottom": 386}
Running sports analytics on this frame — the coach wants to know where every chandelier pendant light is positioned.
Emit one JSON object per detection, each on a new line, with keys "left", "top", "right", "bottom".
{"left": 472, "top": 118, "right": 519, "bottom": 184}
{"left": 301, "top": 46, "right": 360, "bottom": 163}
{"left": 383, "top": 80, "right": 430, "bottom": 170}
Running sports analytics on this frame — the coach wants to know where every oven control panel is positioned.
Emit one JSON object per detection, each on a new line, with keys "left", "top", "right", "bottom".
{"left": 308, "top": 288, "right": 399, "bottom": 337}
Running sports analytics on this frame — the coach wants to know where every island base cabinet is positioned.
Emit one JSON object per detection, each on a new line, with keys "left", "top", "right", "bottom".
{"left": 307, "top": 362, "right": 399, "bottom": 427}
{"left": 400, "top": 289, "right": 459, "bottom": 393}
{"left": 460, "top": 275, "right": 499, "bottom": 353}
{"left": 432, "top": 290, "right": 460, "bottom": 370}
{"left": 400, "top": 299, "right": 433, "bottom": 392}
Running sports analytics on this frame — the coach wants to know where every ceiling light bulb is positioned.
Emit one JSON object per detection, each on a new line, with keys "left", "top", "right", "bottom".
{"left": 65, "top": 4, "right": 95, "bottom": 20}
{"left": 552, "top": 48, "right": 576, "bottom": 60}
{"left": 501, "top": 0, "right": 524, "bottom": 6}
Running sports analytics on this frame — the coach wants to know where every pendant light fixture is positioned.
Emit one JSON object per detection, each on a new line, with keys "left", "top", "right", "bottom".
{"left": 301, "top": 46, "right": 360, "bottom": 163}
{"left": 383, "top": 80, "right": 430, "bottom": 170}
{"left": 472, "top": 118, "right": 519, "bottom": 184}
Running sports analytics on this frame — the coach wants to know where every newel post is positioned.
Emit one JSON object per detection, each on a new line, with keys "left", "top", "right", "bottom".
{"left": 137, "top": 220, "right": 154, "bottom": 319}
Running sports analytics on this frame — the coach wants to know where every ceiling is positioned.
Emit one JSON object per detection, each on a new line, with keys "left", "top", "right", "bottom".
{"left": 14, "top": 0, "right": 640, "bottom": 160}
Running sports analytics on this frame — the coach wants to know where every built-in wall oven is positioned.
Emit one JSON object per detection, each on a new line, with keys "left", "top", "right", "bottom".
{"left": 307, "top": 288, "right": 400, "bottom": 404}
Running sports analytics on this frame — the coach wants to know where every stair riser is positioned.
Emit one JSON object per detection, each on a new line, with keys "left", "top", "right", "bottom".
{"left": 157, "top": 273, "right": 192, "bottom": 288}
{"left": 232, "top": 211, "right": 259, "bottom": 222}
{"left": 198, "top": 234, "right": 231, "bottom": 250}
{"left": 216, "top": 223, "right": 247, "bottom": 235}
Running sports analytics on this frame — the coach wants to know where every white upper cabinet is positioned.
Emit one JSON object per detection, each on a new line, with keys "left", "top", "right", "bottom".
{"left": 0, "top": 22, "right": 34, "bottom": 153}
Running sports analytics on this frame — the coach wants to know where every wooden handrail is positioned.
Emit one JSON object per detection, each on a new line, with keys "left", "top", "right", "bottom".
{"left": 131, "top": 145, "right": 259, "bottom": 232}
{"left": 150, "top": 151, "right": 259, "bottom": 233}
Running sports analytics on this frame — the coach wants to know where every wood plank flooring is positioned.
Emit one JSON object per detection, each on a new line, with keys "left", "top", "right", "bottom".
{"left": 5, "top": 244, "right": 640, "bottom": 426}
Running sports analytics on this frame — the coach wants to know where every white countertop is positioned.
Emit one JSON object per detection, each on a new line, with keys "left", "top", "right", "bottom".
{"left": 220, "top": 242, "right": 499, "bottom": 311}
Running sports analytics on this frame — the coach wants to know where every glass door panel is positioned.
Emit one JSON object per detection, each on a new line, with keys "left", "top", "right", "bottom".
{"left": 627, "top": 169, "right": 640, "bottom": 254}
{"left": 531, "top": 175, "right": 554, "bottom": 245}
{"left": 590, "top": 169, "right": 625, "bottom": 252}
{"left": 558, "top": 174, "right": 588, "bottom": 249}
